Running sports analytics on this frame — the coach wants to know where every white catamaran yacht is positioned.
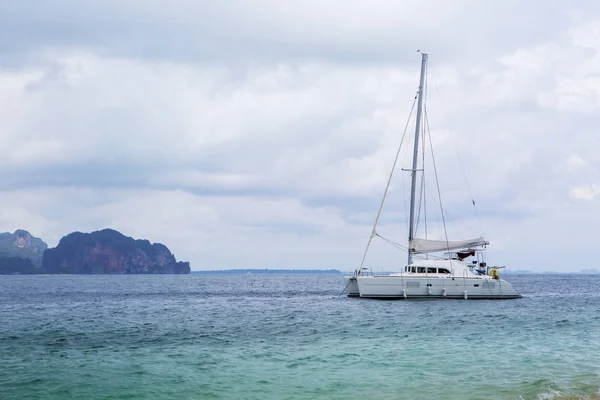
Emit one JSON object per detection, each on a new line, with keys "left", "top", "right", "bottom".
{"left": 344, "top": 53, "right": 521, "bottom": 300}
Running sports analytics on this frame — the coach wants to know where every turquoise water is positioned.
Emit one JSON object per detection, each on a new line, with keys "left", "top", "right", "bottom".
{"left": 1, "top": 274, "right": 599, "bottom": 399}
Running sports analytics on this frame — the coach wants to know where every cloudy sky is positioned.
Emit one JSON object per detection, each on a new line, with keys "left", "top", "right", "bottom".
{"left": 1, "top": 0, "right": 599, "bottom": 272}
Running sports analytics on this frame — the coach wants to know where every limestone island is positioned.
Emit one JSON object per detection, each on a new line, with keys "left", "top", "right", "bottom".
{"left": 0, "top": 228, "right": 190, "bottom": 274}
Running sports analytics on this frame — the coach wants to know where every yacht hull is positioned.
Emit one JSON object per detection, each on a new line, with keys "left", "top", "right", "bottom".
{"left": 344, "top": 276, "right": 360, "bottom": 297}
{"left": 344, "top": 275, "right": 360, "bottom": 297}
{"left": 356, "top": 276, "right": 521, "bottom": 300}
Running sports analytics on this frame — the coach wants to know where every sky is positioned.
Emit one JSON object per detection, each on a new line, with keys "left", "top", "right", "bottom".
{"left": 1, "top": 0, "right": 599, "bottom": 272}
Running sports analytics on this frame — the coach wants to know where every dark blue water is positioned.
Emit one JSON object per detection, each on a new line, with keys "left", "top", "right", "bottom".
{"left": 1, "top": 274, "right": 599, "bottom": 399}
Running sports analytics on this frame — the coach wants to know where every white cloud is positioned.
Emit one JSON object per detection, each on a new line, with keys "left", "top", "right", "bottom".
{"left": 563, "top": 155, "right": 588, "bottom": 170}
{"left": 1, "top": 1, "right": 600, "bottom": 271}
{"left": 569, "top": 184, "right": 600, "bottom": 201}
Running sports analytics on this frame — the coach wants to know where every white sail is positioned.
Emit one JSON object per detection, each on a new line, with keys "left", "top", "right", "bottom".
{"left": 409, "top": 237, "right": 488, "bottom": 254}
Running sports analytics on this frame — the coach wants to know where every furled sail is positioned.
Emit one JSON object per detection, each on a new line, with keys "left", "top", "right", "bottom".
{"left": 409, "top": 237, "right": 488, "bottom": 254}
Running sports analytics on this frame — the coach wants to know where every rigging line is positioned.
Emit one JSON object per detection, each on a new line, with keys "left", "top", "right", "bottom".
{"left": 379, "top": 239, "right": 406, "bottom": 252}
{"left": 337, "top": 278, "right": 353, "bottom": 298}
{"left": 422, "top": 73, "right": 428, "bottom": 242}
{"left": 415, "top": 67, "right": 429, "bottom": 239}
{"left": 429, "top": 65, "right": 485, "bottom": 238}
{"left": 401, "top": 158, "right": 409, "bottom": 239}
{"left": 422, "top": 109, "right": 429, "bottom": 258}
{"left": 414, "top": 142, "right": 427, "bottom": 251}
{"left": 423, "top": 149, "right": 428, "bottom": 239}
{"left": 422, "top": 62, "right": 429, "bottom": 257}
{"left": 356, "top": 93, "right": 418, "bottom": 272}
{"left": 424, "top": 107, "right": 450, "bottom": 255}
{"left": 376, "top": 234, "right": 408, "bottom": 252}
{"left": 414, "top": 121, "right": 426, "bottom": 237}
{"left": 415, "top": 161, "right": 425, "bottom": 235}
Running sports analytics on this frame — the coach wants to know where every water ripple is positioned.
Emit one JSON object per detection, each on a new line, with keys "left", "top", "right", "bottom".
{"left": 0, "top": 274, "right": 599, "bottom": 399}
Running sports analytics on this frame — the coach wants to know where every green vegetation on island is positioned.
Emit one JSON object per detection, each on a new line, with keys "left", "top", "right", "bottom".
{"left": 0, "top": 229, "right": 190, "bottom": 274}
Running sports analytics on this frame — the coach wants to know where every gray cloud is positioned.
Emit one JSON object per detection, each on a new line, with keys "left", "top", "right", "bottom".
{"left": 1, "top": 1, "right": 600, "bottom": 271}
{"left": 0, "top": 0, "right": 590, "bottom": 67}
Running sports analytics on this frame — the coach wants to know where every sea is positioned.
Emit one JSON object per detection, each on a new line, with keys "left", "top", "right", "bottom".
{"left": 0, "top": 273, "right": 599, "bottom": 400}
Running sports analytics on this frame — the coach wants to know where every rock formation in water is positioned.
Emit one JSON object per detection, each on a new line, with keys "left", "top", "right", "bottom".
{"left": 0, "top": 230, "right": 48, "bottom": 274}
{"left": 42, "top": 229, "right": 191, "bottom": 274}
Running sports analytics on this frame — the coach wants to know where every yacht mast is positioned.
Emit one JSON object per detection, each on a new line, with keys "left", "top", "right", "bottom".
{"left": 408, "top": 52, "right": 428, "bottom": 265}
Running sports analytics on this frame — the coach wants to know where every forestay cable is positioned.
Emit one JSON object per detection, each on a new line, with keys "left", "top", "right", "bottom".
{"left": 424, "top": 107, "right": 450, "bottom": 254}
{"left": 356, "top": 93, "right": 418, "bottom": 272}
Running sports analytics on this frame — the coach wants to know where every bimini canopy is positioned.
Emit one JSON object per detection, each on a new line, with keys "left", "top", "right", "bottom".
{"left": 409, "top": 237, "right": 489, "bottom": 254}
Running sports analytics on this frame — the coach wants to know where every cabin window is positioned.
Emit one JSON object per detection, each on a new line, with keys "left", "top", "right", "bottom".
{"left": 438, "top": 268, "right": 450, "bottom": 274}
{"left": 426, "top": 267, "right": 436, "bottom": 273}
{"left": 474, "top": 284, "right": 479, "bottom": 287}
{"left": 417, "top": 267, "right": 426, "bottom": 273}
{"left": 411, "top": 267, "right": 416, "bottom": 273}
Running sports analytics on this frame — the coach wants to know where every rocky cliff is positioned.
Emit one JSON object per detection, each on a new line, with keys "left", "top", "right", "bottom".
{"left": 0, "top": 230, "right": 48, "bottom": 274}
{"left": 42, "top": 229, "right": 190, "bottom": 274}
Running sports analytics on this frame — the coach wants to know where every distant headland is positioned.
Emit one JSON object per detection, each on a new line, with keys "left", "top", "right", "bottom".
{"left": 0, "top": 229, "right": 190, "bottom": 275}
